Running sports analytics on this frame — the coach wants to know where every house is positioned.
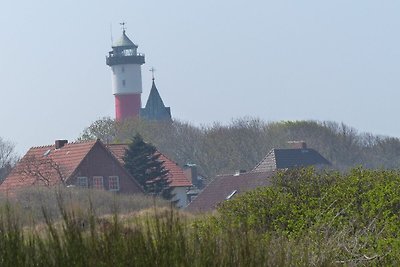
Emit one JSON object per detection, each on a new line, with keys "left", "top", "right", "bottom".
{"left": 252, "top": 141, "right": 331, "bottom": 172}
{"left": 106, "top": 144, "right": 192, "bottom": 208}
{"left": 0, "top": 139, "right": 143, "bottom": 194}
{"left": 185, "top": 170, "right": 274, "bottom": 213}
{"left": 186, "top": 141, "right": 331, "bottom": 212}
{"left": 1, "top": 139, "right": 192, "bottom": 208}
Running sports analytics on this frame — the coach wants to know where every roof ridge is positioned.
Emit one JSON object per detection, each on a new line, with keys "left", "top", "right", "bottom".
{"left": 30, "top": 144, "right": 54, "bottom": 149}
{"left": 67, "top": 139, "right": 97, "bottom": 145}
{"left": 106, "top": 143, "right": 129, "bottom": 146}
{"left": 30, "top": 139, "right": 96, "bottom": 149}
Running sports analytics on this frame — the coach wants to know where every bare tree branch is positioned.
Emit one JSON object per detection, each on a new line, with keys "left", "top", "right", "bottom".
{"left": 19, "top": 155, "right": 67, "bottom": 187}
{"left": 0, "top": 137, "right": 18, "bottom": 182}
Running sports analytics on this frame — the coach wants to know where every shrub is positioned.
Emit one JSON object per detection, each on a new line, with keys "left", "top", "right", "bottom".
{"left": 217, "top": 167, "right": 400, "bottom": 264}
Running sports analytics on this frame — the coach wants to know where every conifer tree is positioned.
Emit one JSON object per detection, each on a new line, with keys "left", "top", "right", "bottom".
{"left": 123, "top": 134, "right": 174, "bottom": 200}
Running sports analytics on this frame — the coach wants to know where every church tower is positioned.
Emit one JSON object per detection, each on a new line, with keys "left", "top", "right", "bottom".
{"left": 106, "top": 26, "right": 145, "bottom": 121}
{"left": 140, "top": 75, "right": 172, "bottom": 122}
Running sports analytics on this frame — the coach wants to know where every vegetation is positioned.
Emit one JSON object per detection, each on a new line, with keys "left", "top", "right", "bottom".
{"left": 0, "top": 137, "right": 18, "bottom": 183}
{"left": 79, "top": 117, "right": 400, "bottom": 180}
{"left": 0, "top": 168, "right": 397, "bottom": 265}
{"left": 0, "top": 189, "right": 335, "bottom": 266}
{"left": 216, "top": 167, "right": 400, "bottom": 265}
{"left": 0, "top": 186, "right": 169, "bottom": 224}
{"left": 123, "top": 134, "right": 173, "bottom": 200}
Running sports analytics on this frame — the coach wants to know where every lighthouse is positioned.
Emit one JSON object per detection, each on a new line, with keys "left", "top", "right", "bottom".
{"left": 106, "top": 27, "right": 145, "bottom": 121}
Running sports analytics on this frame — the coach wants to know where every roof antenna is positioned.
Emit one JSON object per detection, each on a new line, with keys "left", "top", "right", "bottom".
{"left": 110, "top": 23, "right": 113, "bottom": 46}
{"left": 149, "top": 67, "right": 156, "bottom": 81}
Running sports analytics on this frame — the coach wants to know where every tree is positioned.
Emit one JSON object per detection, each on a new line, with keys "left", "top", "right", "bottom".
{"left": 78, "top": 117, "right": 118, "bottom": 143}
{"left": 123, "top": 134, "right": 174, "bottom": 200}
{"left": 0, "top": 137, "right": 18, "bottom": 182}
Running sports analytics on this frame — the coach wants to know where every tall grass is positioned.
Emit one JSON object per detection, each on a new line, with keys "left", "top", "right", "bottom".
{"left": 0, "top": 192, "right": 341, "bottom": 267}
{"left": 0, "top": 186, "right": 169, "bottom": 224}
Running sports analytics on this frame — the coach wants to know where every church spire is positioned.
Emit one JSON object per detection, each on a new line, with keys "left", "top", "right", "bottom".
{"left": 140, "top": 73, "right": 172, "bottom": 122}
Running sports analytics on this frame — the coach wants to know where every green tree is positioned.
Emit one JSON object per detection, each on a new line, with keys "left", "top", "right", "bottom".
{"left": 123, "top": 134, "right": 174, "bottom": 200}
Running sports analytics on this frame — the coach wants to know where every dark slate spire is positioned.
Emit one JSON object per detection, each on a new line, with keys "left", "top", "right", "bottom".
{"left": 140, "top": 80, "right": 172, "bottom": 122}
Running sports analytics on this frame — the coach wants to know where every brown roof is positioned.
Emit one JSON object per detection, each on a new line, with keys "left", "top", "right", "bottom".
{"left": 1, "top": 140, "right": 98, "bottom": 190}
{"left": 107, "top": 144, "right": 192, "bottom": 187}
{"left": 185, "top": 171, "right": 274, "bottom": 213}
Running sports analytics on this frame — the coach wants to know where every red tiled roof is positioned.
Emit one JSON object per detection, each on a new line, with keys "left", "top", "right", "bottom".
{"left": 107, "top": 144, "right": 192, "bottom": 187}
{"left": 1, "top": 140, "right": 98, "bottom": 191}
{"left": 185, "top": 171, "right": 275, "bottom": 213}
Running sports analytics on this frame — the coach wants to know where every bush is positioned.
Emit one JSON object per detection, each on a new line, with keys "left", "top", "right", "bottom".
{"left": 216, "top": 167, "right": 400, "bottom": 264}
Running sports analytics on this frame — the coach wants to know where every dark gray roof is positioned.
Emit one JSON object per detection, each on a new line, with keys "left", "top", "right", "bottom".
{"left": 185, "top": 171, "right": 274, "bottom": 213}
{"left": 112, "top": 30, "right": 137, "bottom": 48}
{"left": 252, "top": 148, "right": 331, "bottom": 173}
{"left": 140, "top": 80, "right": 172, "bottom": 121}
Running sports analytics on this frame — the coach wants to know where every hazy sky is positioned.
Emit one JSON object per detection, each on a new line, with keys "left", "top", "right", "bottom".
{"left": 1, "top": 1, "right": 400, "bottom": 155}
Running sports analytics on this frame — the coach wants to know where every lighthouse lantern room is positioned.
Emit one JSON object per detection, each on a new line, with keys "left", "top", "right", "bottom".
{"left": 106, "top": 26, "right": 145, "bottom": 121}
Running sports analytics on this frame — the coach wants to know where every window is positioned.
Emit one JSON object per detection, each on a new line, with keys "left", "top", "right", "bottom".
{"left": 109, "top": 176, "right": 120, "bottom": 191}
{"left": 77, "top": 177, "right": 88, "bottom": 188}
{"left": 93, "top": 176, "right": 104, "bottom": 190}
{"left": 121, "top": 66, "right": 125, "bottom": 72}
{"left": 122, "top": 80, "right": 126, "bottom": 86}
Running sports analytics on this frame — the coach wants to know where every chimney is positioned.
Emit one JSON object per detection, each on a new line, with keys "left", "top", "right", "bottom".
{"left": 184, "top": 163, "right": 198, "bottom": 186}
{"left": 288, "top": 141, "right": 307, "bottom": 149}
{"left": 55, "top": 140, "right": 68, "bottom": 149}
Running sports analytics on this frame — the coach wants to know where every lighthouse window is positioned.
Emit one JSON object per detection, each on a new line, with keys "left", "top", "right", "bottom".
{"left": 122, "top": 80, "right": 126, "bottom": 86}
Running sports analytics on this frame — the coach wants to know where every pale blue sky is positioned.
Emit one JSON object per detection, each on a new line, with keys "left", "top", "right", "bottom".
{"left": 1, "top": 1, "right": 400, "bottom": 154}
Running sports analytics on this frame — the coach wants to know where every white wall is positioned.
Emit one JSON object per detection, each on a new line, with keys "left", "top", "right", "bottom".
{"left": 111, "top": 64, "right": 142, "bottom": 95}
{"left": 172, "top": 187, "right": 188, "bottom": 208}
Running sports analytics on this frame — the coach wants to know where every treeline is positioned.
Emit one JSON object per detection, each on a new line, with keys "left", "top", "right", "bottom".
{"left": 79, "top": 117, "right": 400, "bottom": 179}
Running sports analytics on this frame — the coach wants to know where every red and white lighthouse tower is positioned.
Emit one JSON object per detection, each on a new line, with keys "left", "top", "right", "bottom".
{"left": 106, "top": 27, "right": 145, "bottom": 121}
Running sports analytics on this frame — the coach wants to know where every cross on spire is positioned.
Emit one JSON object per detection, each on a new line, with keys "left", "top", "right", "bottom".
{"left": 149, "top": 67, "right": 156, "bottom": 81}
{"left": 120, "top": 22, "right": 127, "bottom": 32}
